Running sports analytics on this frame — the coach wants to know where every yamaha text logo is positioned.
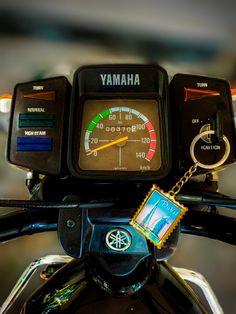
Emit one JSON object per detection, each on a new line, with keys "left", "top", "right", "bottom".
{"left": 105, "top": 228, "right": 132, "bottom": 251}
{"left": 100, "top": 74, "right": 140, "bottom": 86}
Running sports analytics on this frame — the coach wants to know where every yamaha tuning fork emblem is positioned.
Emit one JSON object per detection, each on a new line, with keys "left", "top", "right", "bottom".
{"left": 105, "top": 228, "right": 132, "bottom": 251}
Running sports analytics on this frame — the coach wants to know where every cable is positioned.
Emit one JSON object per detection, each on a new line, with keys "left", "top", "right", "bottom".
{"left": 0, "top": 199, "right": 78, "bottom": 210}
{"left": 177, "top": 192, "right": 236, "bottom": 209}
{"left": 0, "top": 199, "right": 115, "bottom": 210}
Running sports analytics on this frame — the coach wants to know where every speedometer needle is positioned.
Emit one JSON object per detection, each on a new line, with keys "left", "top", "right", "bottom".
{"left": 90, "top": 136, "right": 129, "bottom": 152}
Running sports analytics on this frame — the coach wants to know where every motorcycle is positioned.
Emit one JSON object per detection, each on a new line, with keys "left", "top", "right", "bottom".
{"left": 0, "top": 64, "right": 236, "bottom": 313}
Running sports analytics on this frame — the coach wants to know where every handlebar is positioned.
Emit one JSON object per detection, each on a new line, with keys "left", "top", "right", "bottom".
{"left": 0, "top": 193, "right": 236, "bottom": 245}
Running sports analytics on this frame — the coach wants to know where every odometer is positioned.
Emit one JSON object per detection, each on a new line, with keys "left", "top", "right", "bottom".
{"left": 79, "top": 99, "right": 161, "bottom": 172}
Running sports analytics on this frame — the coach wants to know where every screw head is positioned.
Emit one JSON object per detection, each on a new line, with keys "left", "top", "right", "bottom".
{"left": 66, "top": 219, "right": 76, "bottom": 229}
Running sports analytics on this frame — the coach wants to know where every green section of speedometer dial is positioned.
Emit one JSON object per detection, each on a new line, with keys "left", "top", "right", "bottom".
{"left": 79, "top": 99, "right": 162, "bottom": 172}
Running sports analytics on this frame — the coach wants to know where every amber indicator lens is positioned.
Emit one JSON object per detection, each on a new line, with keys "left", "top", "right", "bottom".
{"left": 184, "top": 88, "right": 220, "bottom": 101}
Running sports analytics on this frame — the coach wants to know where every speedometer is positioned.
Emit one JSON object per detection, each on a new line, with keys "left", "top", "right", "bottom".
{"left": 68, "top": 64, "right": 171, "bottom": 180}
{"left": 79, "top": 99, "right": 161, "bottom": 171}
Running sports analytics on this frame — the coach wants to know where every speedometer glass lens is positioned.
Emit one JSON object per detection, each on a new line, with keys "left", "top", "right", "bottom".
{"left": 79, "top": 99, "right": 162, "bottom": 172}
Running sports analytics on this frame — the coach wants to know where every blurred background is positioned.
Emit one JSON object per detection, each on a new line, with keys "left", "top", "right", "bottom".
{"left": 0, "top": 0, "right": 236, "bottom": 313}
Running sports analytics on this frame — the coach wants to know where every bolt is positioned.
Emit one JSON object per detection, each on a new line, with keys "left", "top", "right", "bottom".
{"left": 66, "top": 219, "right": 76, "bottom": 229}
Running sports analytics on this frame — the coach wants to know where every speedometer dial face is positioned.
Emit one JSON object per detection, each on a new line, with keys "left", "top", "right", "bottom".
{"left": 79, "top": 99, "right": 162, "bottom": 172}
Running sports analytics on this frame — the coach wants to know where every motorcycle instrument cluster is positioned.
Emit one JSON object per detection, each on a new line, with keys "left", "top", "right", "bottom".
{"left": 7, "top": 64, "right": 236, "bottom": 180}
{"left": 2, "top": 64, "right": 236, "bottom": 314}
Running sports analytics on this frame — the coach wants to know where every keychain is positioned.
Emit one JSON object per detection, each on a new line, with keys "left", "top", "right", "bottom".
{"left": 130, "top": 130, "right": 231, "bottom": 249}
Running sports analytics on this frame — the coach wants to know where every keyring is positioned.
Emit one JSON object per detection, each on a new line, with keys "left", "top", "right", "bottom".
{"left": 190, "top": 130, "right": 230, "bottom": 169}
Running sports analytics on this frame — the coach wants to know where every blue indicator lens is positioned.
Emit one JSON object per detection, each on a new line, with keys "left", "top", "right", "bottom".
{"left": 17, "top": 137, "right": 52, "bottom": 151}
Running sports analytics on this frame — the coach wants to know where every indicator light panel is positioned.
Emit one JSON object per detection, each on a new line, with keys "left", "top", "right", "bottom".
{"left": 7, "top": 77, "right": 71, "bottom": 175}
{"left": 170, "top": 74, "right": 236, "bottom": 174}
